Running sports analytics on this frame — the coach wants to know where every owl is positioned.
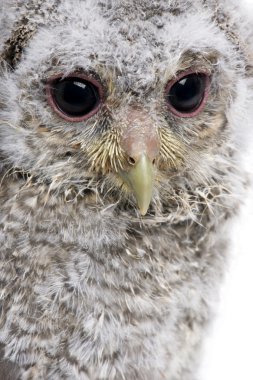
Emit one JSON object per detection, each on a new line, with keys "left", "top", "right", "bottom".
{"left": 0, "top": 0, "right": 252, "bottom": 379}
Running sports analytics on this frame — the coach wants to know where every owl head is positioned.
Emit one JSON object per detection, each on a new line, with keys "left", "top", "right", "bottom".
{"left": 0, "top": 0, "right": 252, "bottom": 217}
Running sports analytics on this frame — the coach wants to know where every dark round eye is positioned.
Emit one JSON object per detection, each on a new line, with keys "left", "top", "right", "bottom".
{"left": 166, "top": 73, "right": 209, "bottom": 117}
{"left": 47, "top": 75, "right": 102, "bottom": 121}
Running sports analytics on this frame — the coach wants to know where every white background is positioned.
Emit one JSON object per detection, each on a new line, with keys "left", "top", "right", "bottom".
{"left": 199, "top": 1, "right": 253, "bottom": 379}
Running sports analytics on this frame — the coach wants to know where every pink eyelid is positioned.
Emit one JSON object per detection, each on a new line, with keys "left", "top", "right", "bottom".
{"left": 46, "top": 73, "right": 104, "bottom": 122}
{"left": 165, "top": 69, "right": 211, "bottom": 118}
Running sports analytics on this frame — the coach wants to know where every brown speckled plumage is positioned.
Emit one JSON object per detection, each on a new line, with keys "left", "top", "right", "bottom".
{"left": 0, "top": 1, "right": 252, "bottom": 379}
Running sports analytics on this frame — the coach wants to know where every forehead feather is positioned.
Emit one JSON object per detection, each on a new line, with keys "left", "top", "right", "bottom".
{"left": 14, "top": 0, "right": 233, "bottom": 82}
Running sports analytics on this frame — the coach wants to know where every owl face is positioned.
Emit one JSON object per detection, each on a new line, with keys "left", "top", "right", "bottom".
{"left": 0, "top": 0, "right": 247, "bottom": 216}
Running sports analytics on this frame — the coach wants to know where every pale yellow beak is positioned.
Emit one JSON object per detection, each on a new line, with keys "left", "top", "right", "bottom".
{"left": 120, "top": 154, "right": 154, "bottom": 216}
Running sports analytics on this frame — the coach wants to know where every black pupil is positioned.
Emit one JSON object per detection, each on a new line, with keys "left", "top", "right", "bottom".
{"left": 167, "top": 74, "right": 206, "bottom": 113}
{"left": 52, "top": 78, "right": 99, "bottom": 117}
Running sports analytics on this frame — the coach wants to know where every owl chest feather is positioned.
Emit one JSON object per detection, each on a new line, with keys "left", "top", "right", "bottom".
{"left": 0, "top": 177, "right": 232, "bottom": 380}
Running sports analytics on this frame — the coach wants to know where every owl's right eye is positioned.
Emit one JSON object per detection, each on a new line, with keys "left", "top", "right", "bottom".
{"left": 46, "top": 74, "right": 103, "bottom": 122}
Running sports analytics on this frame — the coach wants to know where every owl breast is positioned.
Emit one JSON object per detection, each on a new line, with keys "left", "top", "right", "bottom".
{"left": 0, "top": 175, "right": 231, "bottom": 380}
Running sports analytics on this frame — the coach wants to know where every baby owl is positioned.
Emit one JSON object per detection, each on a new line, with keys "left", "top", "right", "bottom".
{"left": 0, "top": 0, "right": 252, "bottom": 379}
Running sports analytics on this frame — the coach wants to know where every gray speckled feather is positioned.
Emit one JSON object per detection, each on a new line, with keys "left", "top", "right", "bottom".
{"left": 0, "top": 1, "right": 252, "bottom": 379}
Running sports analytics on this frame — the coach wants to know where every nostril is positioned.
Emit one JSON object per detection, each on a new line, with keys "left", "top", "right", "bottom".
{"left": 128, "top": 157, "right": 136, "bottom": 165}
{"left": 152, "top": 159, "right": 156, "bottom": 165}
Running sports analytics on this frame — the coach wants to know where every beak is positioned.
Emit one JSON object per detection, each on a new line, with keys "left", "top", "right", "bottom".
{"left": 120, "top": 154, "right": 154, "bottom": 216}
{"left": 118, "top": 108, "right": 160, "bottom": 215}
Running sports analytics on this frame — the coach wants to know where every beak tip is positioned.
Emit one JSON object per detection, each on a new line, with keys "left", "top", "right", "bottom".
{"left": 137, "top": 198, "right": 151, "bottom": 216}
{"left": 140, "top": 208, "right": 148, "bottom": 216}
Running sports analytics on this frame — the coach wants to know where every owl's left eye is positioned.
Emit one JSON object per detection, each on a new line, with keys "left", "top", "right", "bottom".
{"left": 46, "top": 74, "right": 102, "bottom": 122}
{"left": 165, "top": 71, "right": 210, "bottom": 118}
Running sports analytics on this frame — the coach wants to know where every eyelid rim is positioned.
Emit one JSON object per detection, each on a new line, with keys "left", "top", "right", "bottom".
{"left": 46, "top": 72, "right": 104, "bottom": 122}
{"left": 165, "top": 69, "right": 211, "bottom": 118}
